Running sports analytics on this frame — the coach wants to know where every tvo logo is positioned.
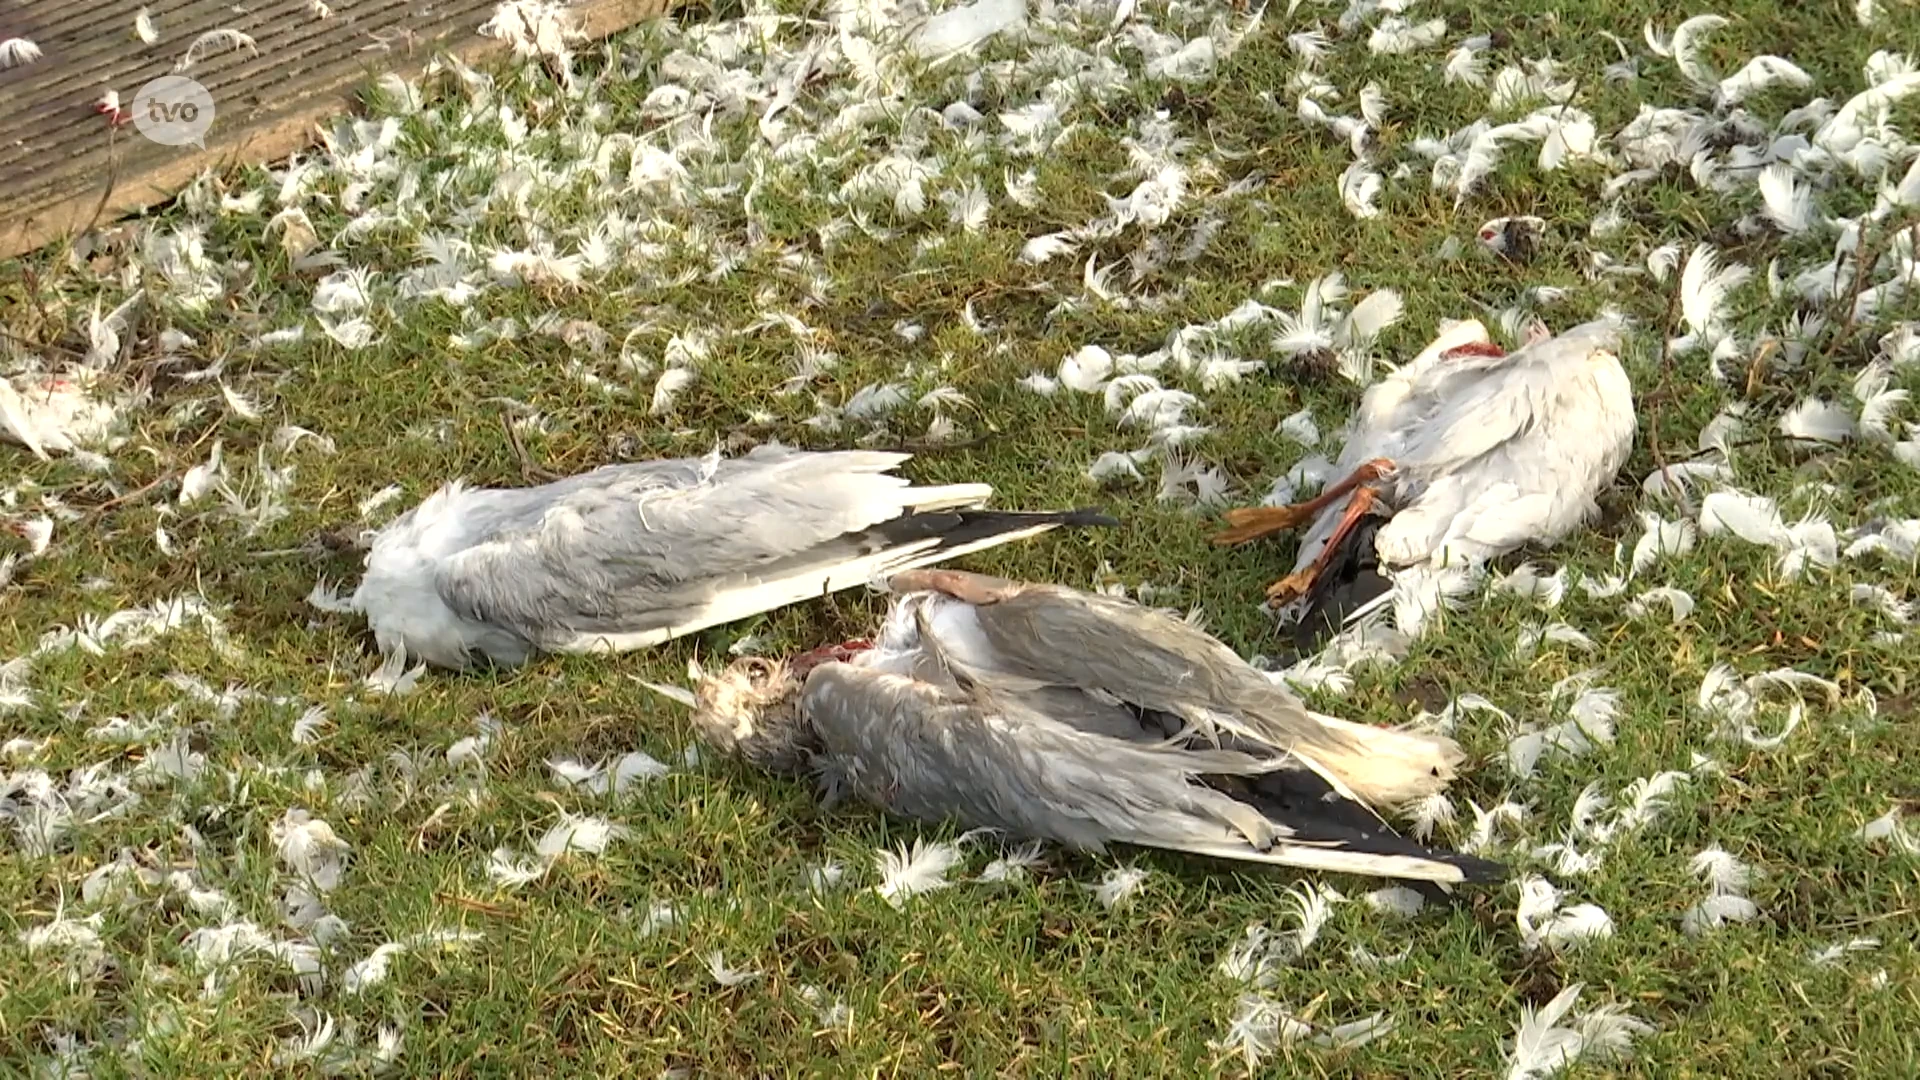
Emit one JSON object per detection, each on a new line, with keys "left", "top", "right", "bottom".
{"left": 131, "top": 75, "right": 216, "bottom": 147}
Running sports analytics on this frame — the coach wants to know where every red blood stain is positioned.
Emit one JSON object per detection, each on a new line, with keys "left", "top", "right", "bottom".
{"left": 789, "top": 639, "right": 874, "bottom": 677}
{"left": 1440, "top": 341, "right": 1507, "bottom": 361}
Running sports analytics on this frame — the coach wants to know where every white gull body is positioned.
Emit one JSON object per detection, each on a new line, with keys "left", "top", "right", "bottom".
{"left": 1219, "top": 317, "right": 1637, "bottom": 623}
{"left": 349, "top": 445, "right": 1111, "bottom": 670}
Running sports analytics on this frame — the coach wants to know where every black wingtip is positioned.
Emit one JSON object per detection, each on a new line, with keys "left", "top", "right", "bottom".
{"left": 1400, "top": 851, "right": 1509, "bottom": 905}
{"left": 865, "top": 506, "right": 1120, "bottom": 561}
{"left": 1208, "top": 764, "right": 1507, "bottom": 889}
{"left": 1438, "top": 849, "right": 1510, "bottom": 885}
{"left": 1291, "top": 513, "right": 1391, "bottom": 653}
{"left": 1058, "top": 506, "right": 1123, "bottom": 529}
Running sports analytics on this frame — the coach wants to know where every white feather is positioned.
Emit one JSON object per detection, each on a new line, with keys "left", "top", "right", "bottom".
{"left": 873, "top": 837, "right": 965, "bottom": 908}
{"left": 1718, "top": 56, "right": 1813, "bottom": 108}
{"left": 1699, "top": 490, "right": 1791, "bottom": 547}
{"left": 1630, "top": 512, "right": 1699, "bottom": 577}
{"left": 1625, "top": 586, "right": 1695, "bottom": 624}
{"left": 1339, "top": 161, "right": 1384, "bottom": 219}
{"left": 1677, "top": 244, "right": 1752, "bottom": 346}
{"left": 1757, "top": 163, "right": 1818, "bottom": 234}
{"left": 1669, "top": 14, "right": 1730, "bottom": 95}
{"left": 0, "top": 37, "right": 43, "bottom": 68}
{"left": 1681, "top": 893, "right": 1761, "bottom": 936}
{"left": 1779, "top": 397, "right": 1856, "bottom": 443}
{"left": 1368, "top": 16, "right": 1447, "bottom": 55}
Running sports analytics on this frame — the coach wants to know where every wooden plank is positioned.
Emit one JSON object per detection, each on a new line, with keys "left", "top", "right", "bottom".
{"left": 0, "top": 0, "right": 678, "bottom": 262}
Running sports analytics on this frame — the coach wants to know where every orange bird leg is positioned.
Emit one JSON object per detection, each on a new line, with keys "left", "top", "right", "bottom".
{"left": 1212, "top": 457, "right": 1395, "bottom": 546}
{"left": 1263, "top": 486, "right": 1384, "bottom": 605}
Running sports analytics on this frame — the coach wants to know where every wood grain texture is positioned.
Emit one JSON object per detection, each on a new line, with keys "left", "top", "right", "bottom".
{"left": 0, "top": 0, "right": 677, "bottom": 261}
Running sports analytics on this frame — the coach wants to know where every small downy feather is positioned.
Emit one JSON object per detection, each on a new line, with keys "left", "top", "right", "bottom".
{"left": 705, "top": 950, "right": 764, "bottom": 987}
{"left": 1625, "top": 586, "right": 1695, "bottom": 623}
{"left": 1368, "top": 16, "right": 1447, "bottom": 55}
{"left": 1515, "top": 875, "right": 1615, "bottom": 952}
{"left": 1515, "top": 622, "right": 1597, "bottom": 659}
{"left": 547, "top": 752, "right": 670, "bottom": 797}
{"left": 1698, "top": 491, "right": 1791, "bottom": 548}
{"left": 1505, "top": 981, "right": 1654, "bottom": 1080}
{"left": 1681, "top": 893, "right": 1761, "bottom": 936}
{"left": 1677, "top": 244, "right": 1752, "bottom": 344}
{"left": 1339, "top": 161, "right": 1384, "bottom": 219}
{"left": 0, "top": 38, "right": 43, "bottom": 68}
{"left": 290, "top": 706, "right": 330, "bottom": 745}
{"left": 175, "top": 28, "right": 258, "bottom": 71}
{"left": 1365, "top": 885, "right": 1426, "bottom": 918}
{"left": 1630, "top": 512, "right": 1698, "bottom": 577}
{"left": 1757, "top": 163, "right": 1818, "bottom": 235}
{"left": 1020, "top": 232, "right": 1078, "bottom": 264}
{"left": 1276, "top": 408, "right": 1320, "bottom": 447}
{"left": 1809, "top": 937, "right": 1882, "bottom": 965}
{"left": 1445, "top": 37, "right": 1492, "bottom": 87}
{"left": 873, "top": 837, "right": 965, "bottom": 908}
{"left": 1669, "top": 14, "right": 1730, "bottom": 96}
{"left": 363, "top": 647, "right": 425, "bottom": 697}
{"left": 1342, "top": 288, "right": 1405, "bottom": 345}
{"left": 1084, "top": 866, "right": 1149, "bottom": 909}
{"left": 1857, "top": 806, "right": 1920, "bottom": 854}
{"left": 1211, "top": 993, "right": 1312, "bottom": 1069}
{"left": 1852, "top": 359, "right": 1911, "bottom": 442}
{"left": 1778, "top": 397, "right": 1855, "bottom": 443}
{"left": 650, "top": 367, "right": 696, "bottom": 416}
{"left": 1059, "top": 345, "right": 1115, "bottom": 393}
{"left": 272, "top": 810, "right": 350, "bottom": 893}
{"left": 534, "top": 813, "right": 629, "bottom": 859}
{"left": 1718, "top": 56, "right": 1812, "bottom": 108}
{"left": 1690, "top": 844, "right": 1757, "bottom": 894}
{"left": 1086, "top": 451, "right": 1145, "bottom": 483}
{"left": 977, "top": 840, "right": 1047, "bottom": 884}
{"left": 1496, "top": 563, "right": 1568, "bottom": 608}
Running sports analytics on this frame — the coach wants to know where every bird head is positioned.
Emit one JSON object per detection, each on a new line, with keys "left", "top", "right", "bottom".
{"left": 690, "top": 656, "right": 817, "bottom": 776}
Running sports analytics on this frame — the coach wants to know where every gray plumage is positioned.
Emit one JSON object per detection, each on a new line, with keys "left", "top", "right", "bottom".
{"left": 347, "top": 445, "right": 1112, "bottom": 670}
{"left": 680, "top": 569, "right": 1503, "bottom": 885}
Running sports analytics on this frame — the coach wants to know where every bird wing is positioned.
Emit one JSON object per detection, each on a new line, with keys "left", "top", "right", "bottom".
{"left": 883, "top": 571, "right": 1467, "bottom": 811}
{"left": 800, "top": 662, "right": 1495, "bottom": 883}
{"left": 1337, "top": 317, "right": 1497, "bottom": 474}
{"left": 432, "top": 446, "right": 996, "bottom": 649}
{"left": 892, "top": 573, "right": 1320, "bottom": 749}
{"left": 1372, "top": 320, "right": 1634, "bottom": 568}
{"left": 1392, "top": 319, "right": 1624, "bottom": 477}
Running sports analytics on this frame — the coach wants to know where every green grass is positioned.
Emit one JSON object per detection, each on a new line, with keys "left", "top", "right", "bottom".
{"left": 3, "top": 0, "right": 1920, "bottom": 1074}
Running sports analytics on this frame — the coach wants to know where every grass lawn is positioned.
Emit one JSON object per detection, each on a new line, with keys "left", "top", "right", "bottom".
{"left": 2, "top": 0, "right": 1918, "bottom": 1074}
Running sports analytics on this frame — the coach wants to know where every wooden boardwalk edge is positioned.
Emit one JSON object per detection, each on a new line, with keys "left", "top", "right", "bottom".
{"left": 0, "top": 0, "right": 678, "bottom": 263}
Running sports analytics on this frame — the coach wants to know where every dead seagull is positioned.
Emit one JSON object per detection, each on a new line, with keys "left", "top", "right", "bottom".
{"left": 668, "top": 568, "right": 1505, "bottom": 885}
{"left": 348, "top": 445, "right": 1116, "bottom": 670}
{"left": 1214, "top": 316, "right": 1636, "bottom": 636}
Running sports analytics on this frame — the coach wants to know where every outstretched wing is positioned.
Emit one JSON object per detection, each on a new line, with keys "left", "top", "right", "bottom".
{"left": 435, "top": 447, "right": 993, "bottom": 649}
{"left": 800, "top": 663, "right": 1498, "bottom": 884}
